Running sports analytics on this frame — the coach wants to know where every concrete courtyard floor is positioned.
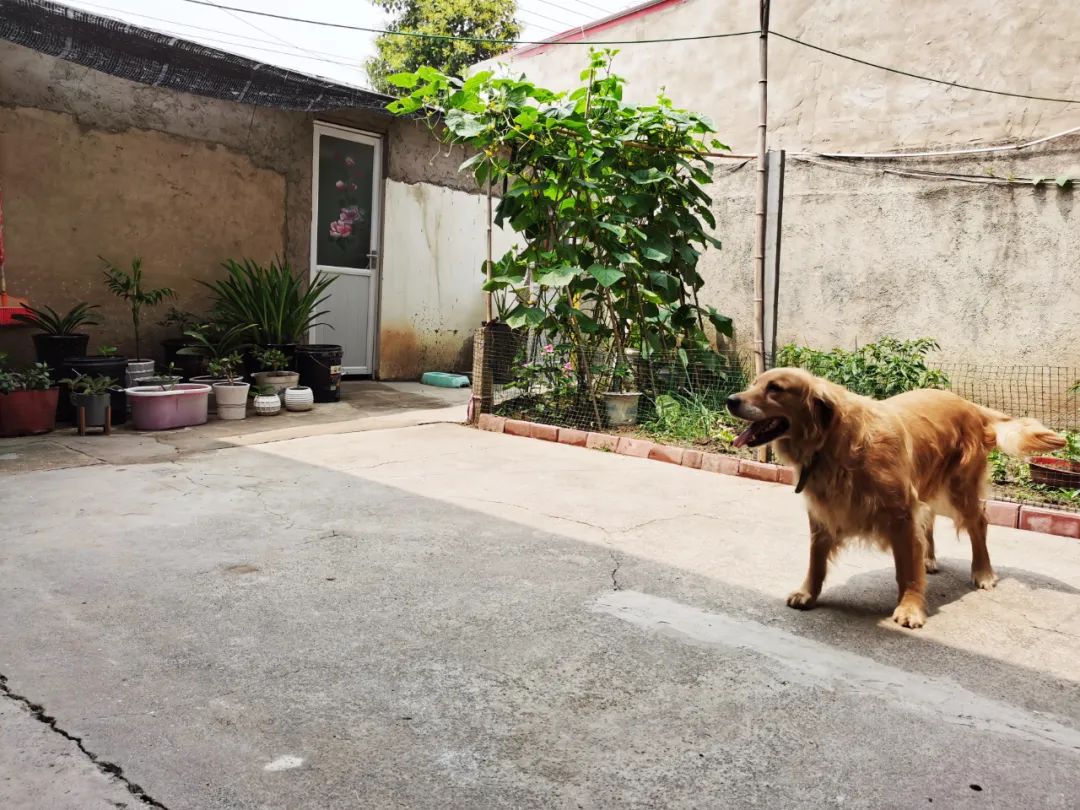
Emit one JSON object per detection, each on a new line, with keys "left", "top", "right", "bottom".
{"left": 1, "top": 395, "right": 1079, "bottom": 808}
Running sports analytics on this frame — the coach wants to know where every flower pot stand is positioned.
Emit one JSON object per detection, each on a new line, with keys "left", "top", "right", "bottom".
{"left": 77, "top": 403, "right": 112, "bottom": 436}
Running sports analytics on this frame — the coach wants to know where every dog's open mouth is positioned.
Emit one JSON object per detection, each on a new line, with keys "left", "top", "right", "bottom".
{"left": 732, "top": 417, "right": 790, "bottom": 448}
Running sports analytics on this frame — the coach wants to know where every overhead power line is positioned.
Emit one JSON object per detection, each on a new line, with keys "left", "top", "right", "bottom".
{"left": 770, "top": 31, "right": 1080, "bottom": 105}
{"left": 176, "top": 0, "right": 760, "bottom": 45}
{"left": 107, "top": 2, "right": 1080, "bottom": 106}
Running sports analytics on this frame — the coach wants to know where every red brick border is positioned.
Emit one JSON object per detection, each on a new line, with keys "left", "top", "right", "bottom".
{"left": 475, "top": 417, "right": 1078, "bottom": 541}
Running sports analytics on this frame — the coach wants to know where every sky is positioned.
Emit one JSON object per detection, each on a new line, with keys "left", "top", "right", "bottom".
{"left": 58, "top": 0, "right": 646, "bottom": 90}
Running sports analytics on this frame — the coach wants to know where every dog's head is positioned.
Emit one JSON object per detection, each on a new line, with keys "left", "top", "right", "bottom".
{"left": 726, "top": 368, "right": 836, "bottom": 454}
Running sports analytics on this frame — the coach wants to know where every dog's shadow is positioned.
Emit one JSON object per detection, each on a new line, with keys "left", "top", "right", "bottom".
{"left": 818, "top": 558, "right": 1080, "bottom": 620}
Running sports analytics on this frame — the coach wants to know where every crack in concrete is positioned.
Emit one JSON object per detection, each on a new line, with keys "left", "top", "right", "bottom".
{"left": 609, "top": 551, "right": 623, "bottom": 591}
{"left": 0, "top": 673, "right": 168, "bottom": 809}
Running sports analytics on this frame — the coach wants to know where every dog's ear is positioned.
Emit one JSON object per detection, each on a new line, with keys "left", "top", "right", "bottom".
{"left": 811, "top": 390, "right": 835, "bottom": 433}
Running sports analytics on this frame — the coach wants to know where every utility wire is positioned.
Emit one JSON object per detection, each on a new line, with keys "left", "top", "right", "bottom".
{"left": 172, "top": 3, "right": 1080, "bottom": 104}
{"left": 770, "top": 30, "right": 1080, "bottom": 105}
{"left": 175, "top": 0, "right": 760, "bottom": 45}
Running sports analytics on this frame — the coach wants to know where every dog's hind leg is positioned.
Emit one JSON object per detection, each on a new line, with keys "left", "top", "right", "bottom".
{"left": 787, "top": 516, "right": 833, "bottom": 609}
{"left": 944, "top": 476, "right": 997, "bottom": 589}
{"left": 922, "top": 511, "right": 938, "bottom": 574}
{"left": 961, "top": 496, "right": 996, "bottom": 589}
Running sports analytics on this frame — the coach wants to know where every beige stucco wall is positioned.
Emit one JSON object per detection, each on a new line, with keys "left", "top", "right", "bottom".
{"left": 0, "top": 39, "right": 485, "bottom": 375}
{"left": 0, "top": 105, "right": 286, "bottom": 362}
{"left": 479, "top": 0, "right": 1080, "bottom": 154}
{"left": 378, "top": 180, "right": 517, "bottom": 379}
{"left": 475, "top": 0, "right": 1080, "bottom": 366}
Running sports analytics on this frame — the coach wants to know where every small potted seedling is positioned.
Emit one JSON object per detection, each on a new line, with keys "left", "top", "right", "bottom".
{"left": 158, "top": 307, "right": 201, "bottom": 374}
{"left": 60, "top": 372, "right": 115, "bottom": 428}
{"left": 252, "top": 383, "right": 282, "bottom": 416}
{"left": 603, "top": 361, "right": 641, "bottom": 427}
{"left": 0, "top": 358, "right": 60, "bottom": 437}
{"left": 210, "top": 353, "right": 250, "bottom": 420}
{"left": 101, "top": 256, "right": 175, "bottom": 387}
{"left": 179, "top": 323, "right": 252, "bottom": 412}
{"left": 142, "top": 362, "right": 183, "bottom": 390}
{"left": 252, "top": 347, "right": 299, "bottom": 402}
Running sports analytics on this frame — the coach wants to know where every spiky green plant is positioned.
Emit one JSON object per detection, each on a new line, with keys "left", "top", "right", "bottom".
{"left": 11, "top": 302, "right": 101, "bottom": 335}
{"left": 201, "top": 258, "right": 335, "bottom": 346}
{"left": 101, "top": 257, "right": 176, "bottom": 360}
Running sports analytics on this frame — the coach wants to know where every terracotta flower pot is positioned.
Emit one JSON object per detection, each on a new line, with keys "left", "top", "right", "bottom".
{"left": 0, "top": 388, "right": 59, "bottom": 437}
{"left": 1028, "top": 456, "right": 1080, "bottom": 489}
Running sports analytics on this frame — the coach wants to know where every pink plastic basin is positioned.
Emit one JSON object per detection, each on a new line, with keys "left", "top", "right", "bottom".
{"left": 125, "top": 383, "right": 211, "bottom": 430}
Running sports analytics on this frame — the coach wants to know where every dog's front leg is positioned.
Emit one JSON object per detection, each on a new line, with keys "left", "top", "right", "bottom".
{"left": 890, "top": 515, "right": 928, "bottom": 629}
{"left": 787, "top": 516, "right": 832, "bottom": 609}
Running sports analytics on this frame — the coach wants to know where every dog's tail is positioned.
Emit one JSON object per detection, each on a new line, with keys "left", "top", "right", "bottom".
{"left": 979, "top": 406, "right": 1066, "bottom": 457}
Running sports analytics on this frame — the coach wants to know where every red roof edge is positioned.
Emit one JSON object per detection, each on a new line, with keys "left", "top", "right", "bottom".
{"left": 510, "top": 0, "right": 689, "bottom": 60}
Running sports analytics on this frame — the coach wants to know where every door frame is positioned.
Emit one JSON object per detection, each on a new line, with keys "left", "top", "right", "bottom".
{"left": 309, "top": 121, "right": 384, "bottom": 375}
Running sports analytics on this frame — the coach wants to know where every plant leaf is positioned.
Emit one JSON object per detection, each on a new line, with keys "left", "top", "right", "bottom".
{"left": 586, "top": 264, "right": 625, "bottom": 288}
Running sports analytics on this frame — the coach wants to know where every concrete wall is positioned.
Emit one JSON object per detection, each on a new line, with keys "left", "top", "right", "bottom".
{"left": 378, "top": 181, "right": 517, "bottom": 379}
{"left": 0, "top": 39, "right": 484, "bottom": 375}
{"left": 477, "top": 0, "right": 1080, "bottom": 366}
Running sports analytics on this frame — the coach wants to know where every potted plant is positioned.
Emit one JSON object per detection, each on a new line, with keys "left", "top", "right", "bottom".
{"left": 1028, "top": 431, "right": 1080, "bottom": 488}
{"left": 284, "top": 385, "right": 315, "bottom": 412}
{"left": 142, "top": 362, "right": 183, "bottom": 389}
{"left": 61, "top": 345, "right": 130, "bottom": 426}
{"left": 159, "top": 307, "right": 202, "bottom": 378}
{"left": 201, "top": 257, "right": 335, "bottom": 378}
{"left": 101, "top": 256, "right": 176, "bottom": 387}
{"left": 60, "top": 372, "right": 115, "bottom": 428}
{"left": 603, "top": 362, "right": 641, "bottom": 427}
{"left": 252, "top": 347, "right": 300, "bottom": 401}
{"left": 179, "top": 322, "right": 253, "bottom": 412}
{"left": 209, "top": 353, "right": 249, "bottom": 421}
{"left": 11, "top": 302, "right": 102, "bottom": 379}
{"left": 0, "top": 359, "right": 59, "bottom": 437}
{"left": 252, "top": 383, "right": 282, "bottom": 416}
{"left": 202, "top": 257, "right": 335, "bottom": 349}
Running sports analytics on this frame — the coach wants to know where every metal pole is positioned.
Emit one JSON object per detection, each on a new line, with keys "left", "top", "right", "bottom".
{"left": 753, "top": 0, "right": 770, "bottom": 380}
{"left": 485, "top": 179, "right": 494, "bottom": 323}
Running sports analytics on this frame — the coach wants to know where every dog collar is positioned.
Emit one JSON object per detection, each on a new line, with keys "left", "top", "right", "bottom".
{"left": 795, "top": 454, "right": 817, "bottom": 494}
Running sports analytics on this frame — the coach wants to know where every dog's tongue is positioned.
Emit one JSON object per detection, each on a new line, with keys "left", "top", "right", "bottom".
{"left": 732, "top": 425, "right": 755, "bottom": 448}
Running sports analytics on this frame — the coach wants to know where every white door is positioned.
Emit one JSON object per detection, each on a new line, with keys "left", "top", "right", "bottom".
{"left": 310, "top": 123, "right": 382, "bottom": 375}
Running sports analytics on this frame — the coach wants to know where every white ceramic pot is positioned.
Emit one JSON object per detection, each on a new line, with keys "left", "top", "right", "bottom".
{"left": 124, "top": 359, "right": 156, "bottom": 388}
{"left": 252, "top": 370, "right": 300, "bottom": 401}
{"left": 190, "top": 376, "right": 226, "bottom": 412}
{"left": 603, "top": 391, "right": 641, "bottom": 427}
{"left": 284, "top": 386, "right": 315, "bottom": 412}
{"left": 212, "top": 382, "right": 250, "bottom": 420}
{"left": 253, "top": 393, "right": 281, "bottom": 416}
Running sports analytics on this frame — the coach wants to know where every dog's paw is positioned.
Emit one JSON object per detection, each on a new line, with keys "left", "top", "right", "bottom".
{"left": 786, "top": 590, "right": 817, "bottom": 610}
{"left": 924, "top": 557, "right": 939, "bottom": 574}
{"left": 891, "top": 603, "right": 927, "bottom": 629}
{"left": 971, "top": 569, "right": 998, "bottom": 590}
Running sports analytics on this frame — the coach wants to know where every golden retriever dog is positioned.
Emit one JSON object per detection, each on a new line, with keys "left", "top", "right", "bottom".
{"left": 727, "top": 368, "right": 1065, "bottom": 629}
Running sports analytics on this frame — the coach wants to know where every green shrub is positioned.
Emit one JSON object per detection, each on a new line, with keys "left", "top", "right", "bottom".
{"left": 776, "top": 338, "right": 949, "bottom": 400}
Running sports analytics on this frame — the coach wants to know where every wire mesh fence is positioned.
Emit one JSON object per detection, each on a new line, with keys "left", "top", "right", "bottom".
{"left": 472, "top": 328, "right": 1080, "bottom": 512}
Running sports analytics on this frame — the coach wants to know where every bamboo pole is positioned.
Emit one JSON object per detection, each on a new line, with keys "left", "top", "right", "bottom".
{"left": 753, "top": 1, "right": 771, "bottom": 462}
{"left": 753, "top": 0, "right": 770, "bottom": 380}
